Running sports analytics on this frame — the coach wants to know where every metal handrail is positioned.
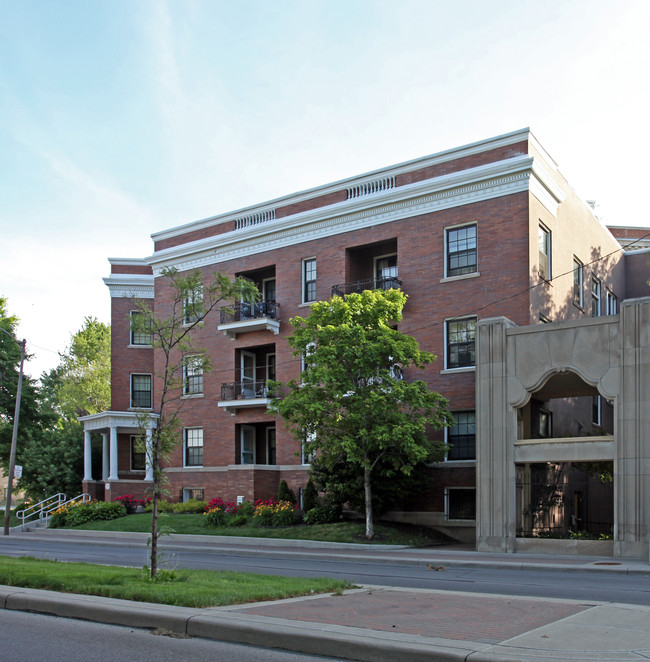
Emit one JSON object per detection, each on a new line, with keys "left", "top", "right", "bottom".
{"left": 220, "top": 380, "right": 275, "bottom": 401}
{"left": 16, "top": 492, "right": 91, "bottom": 530}
{"left": 16, "top": 493, "right": 66, "bottom": 529}
{"left": 331, "top": 276, "right": 402, "bottom": 297}
{"left": 220, "top": 301, "right": 279, "bottom": 324}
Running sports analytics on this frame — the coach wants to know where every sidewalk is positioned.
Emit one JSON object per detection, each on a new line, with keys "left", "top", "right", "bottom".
{"left": 2, "top": 529, "right": 650, "bottom": 660}
{"left": 2, "top": 582, "right": 650, "bottom": 661}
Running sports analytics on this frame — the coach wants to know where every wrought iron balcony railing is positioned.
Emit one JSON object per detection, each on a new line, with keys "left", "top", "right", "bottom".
{"left": 219, "top": 301, "right": 279, "bottom": 325}
{"left": 331, "top": 276, "right": 402, "bottom": 298}
{"left": 220, "top": 380, "right": 274, "bottom": 401}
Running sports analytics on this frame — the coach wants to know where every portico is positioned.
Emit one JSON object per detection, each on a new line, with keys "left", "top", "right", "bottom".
{"left": 79, "top": 411, "right": 158, "bottom": 500}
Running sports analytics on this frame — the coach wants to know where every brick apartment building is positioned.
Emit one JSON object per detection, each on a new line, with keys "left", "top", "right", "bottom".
{"left": 80, "top": 128, "right": 649, "bottom": 543}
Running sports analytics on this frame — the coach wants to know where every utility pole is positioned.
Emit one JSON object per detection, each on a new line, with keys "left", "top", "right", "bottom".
{"left": 1, "top": 328, "right": 25, "bottom": 536}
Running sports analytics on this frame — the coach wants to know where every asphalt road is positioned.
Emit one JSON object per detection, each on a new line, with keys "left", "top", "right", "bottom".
{"left": 0, "top": 609, "right": 339, "bottom": 662}
{"left": 1, "top": 534, "right": 650, "bottom": 606}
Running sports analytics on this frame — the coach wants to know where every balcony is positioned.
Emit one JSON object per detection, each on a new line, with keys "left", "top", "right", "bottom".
{"left": 331, "top": 276, "right": 402, "bottom": 298}
{"left": 218, "top": 380, "right": 273, "bottom": 413}
{"left": 218, "top": 301, "right": 280, "bottom": 339}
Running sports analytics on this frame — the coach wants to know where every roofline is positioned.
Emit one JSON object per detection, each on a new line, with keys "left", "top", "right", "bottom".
{"left": 151, "top": 127, "right": 535, "bottom": 244}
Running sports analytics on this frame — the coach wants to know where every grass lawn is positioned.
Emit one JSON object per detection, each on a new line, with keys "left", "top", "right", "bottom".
{"left": 0, "top": 509, "right": 20, "bottom": 527}
{"left": 70, "top": 513, "right": 451, "bottom": 547}
{"left": 0, "top": 556, "right": 353, "bottom": 607}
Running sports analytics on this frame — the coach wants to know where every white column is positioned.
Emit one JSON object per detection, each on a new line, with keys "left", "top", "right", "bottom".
{"left": 109, "top": 426, "right": 119, "bottom": 480}
{"left": 145, "top": 426, "right": 154, "bottom": 481}
{"left": 83, "top": 430, "right": 93, "bottom": 481}
{"left": 101, "top": 433, "right": 109, "bottom": 481}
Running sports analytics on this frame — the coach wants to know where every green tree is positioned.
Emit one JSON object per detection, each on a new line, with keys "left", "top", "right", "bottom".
{"left": 131, "top": 267, "right": 257, "bottom": 577}
{"left": 272, "top": 289, "right": 452, "bottom": 539}
{"left": 1, "top": 311, "right": 111, "bottom": 502}
{"left": 0, "top": 298, "right": 42, "bottom": 505}
{"left": 56, "top": 317, "right": 110, "bottom": 417}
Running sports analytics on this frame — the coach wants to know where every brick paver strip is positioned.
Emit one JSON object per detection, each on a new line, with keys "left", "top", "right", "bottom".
{"left": 241, "top": 591, "right": 590, "bottom": 644}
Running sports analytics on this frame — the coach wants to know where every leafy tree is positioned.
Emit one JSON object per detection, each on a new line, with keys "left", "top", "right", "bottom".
{"left": 56, "top": 317, "right": 110, "bottom": 417}
{"left": 131, "top": 267, "right": 257, "bottom": 577}
{"left": 1, "top": 310, "right": 111, "bottom": 503}
{"left": 272, "top": 289, "right": 452, "bottom": 539}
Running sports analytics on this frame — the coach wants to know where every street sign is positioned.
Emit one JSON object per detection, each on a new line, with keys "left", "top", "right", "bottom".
{"left": 13, "top": 465, "right": 22, "bottom": 479}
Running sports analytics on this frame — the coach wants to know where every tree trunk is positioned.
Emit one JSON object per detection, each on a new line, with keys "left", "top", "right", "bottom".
{"left": 364, "top": 464, "right": 374, "bottom": 539}
{"left": 150, "top": 448, "right": 159, "bottom": 578}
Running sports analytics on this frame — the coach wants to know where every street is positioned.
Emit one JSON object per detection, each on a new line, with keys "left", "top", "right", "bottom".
{"left": 1, "top": 532, "right": 649, "bottom": 606}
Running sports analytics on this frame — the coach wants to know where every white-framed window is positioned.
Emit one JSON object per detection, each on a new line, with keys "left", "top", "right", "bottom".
{"left": 130, "top": 310, "right": 152, "bottom": 345}
{"left": 184, "top": 428, "right": 203, "bottom": 467}
{"left": 241, "top": 425, "right": 255, "bottom": 464}
{"left": 302, "top": 258, "right": 317, "bottom": 303}
{"left": 130, "top": 374, "right": 152, "bottom": 409}
{"left": 538, "top": 223, "right": 551, "bottom": 280}
{"left": 183, "top": 487, "right": 204, "bottom": 502}
{"left": 374, "top": 253, "right": 398, "bottom": 289}
{"left": 444, "top": 487, "right": 476, "bottom": 521}
{"left": 266, "top": 353, "right": 276, "bottom": 383}
{"left": 262, "top": 278, "right": 276, "bottom": 302}
{"left": 446, "top": 411, "right": 476, "bottom": 461}
{"left": 592, "top": 395, "right": 602, "bottom": 427}
{"left": 446, "top": 317, "right": 477, "bottom": 369}
{"left": 446, "top": 224, "right": 477, "bottom": 277}
{"left": 183, "top": 285, "right": 204, "bottom": 325}
{"left": 183, "top": 355, "right": 204, "bottom": 395}
{"left": 591, "top": 277, "right": 601, "bottom": 317}
{"left": 606, "top": 290, "right": 618, "bottom": 315}
{"left": 573, "top": 258, "right": 584, "bottom": 307}
{"left": 130, "top": 435, "right": 146, "bottom": 471}
{"left": 302, "top": 430, "right": 315, "bottom": 465}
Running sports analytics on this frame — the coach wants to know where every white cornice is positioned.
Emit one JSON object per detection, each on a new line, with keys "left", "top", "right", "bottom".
{"left": 78, "top": 411, "right": 159, "bottom": 430}
{"left": 151, "top": 128, "right": 533, "bottom": 243}
{"left": 103, "top": 273, "right": 155, "bottom": 299}
{"left": 146, "top": 155, "right": 564, "bottom": 275}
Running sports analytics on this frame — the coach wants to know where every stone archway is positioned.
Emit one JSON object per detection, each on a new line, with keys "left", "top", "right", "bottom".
{"left": 476, "top": 297, "right": 650, "bottom": 558}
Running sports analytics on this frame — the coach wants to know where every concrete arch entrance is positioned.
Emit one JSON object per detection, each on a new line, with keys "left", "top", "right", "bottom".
{"left": 476, "top": 297, "right": 650, "bottom": 558}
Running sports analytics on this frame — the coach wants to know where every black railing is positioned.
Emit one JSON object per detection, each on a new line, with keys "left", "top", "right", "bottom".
{"left": 331, "top": 276, "right": 402, "bottom": 298}
{"left": 219, "top": 301, "right": 279, "bottom": 325}
{"left": 220, "top": 380, "right": 273, "bottom": 401}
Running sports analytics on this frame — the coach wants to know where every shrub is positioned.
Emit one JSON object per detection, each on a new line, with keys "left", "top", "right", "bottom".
{"left": 115, "top": 494, "right": 150, "bottom": 515}
{"left": 302, "top": 479, "right": 319, "bottom": 512}
{"left": 278, "top": 480, "right": 297, "bottom": 505}
{"left": 50, "top": 501, "right": 127, "bottom": 528}
{"left": 252, "top": 500, "right": 299, "bottom": 527}
{"left": 203, "top": 507, "right": 227, "bottom": 527}
{"left": 304, "top": 503, "right": 342, "bottom": 526}
{"left": 172, "top": 499, "right": 207, "bottom": 514}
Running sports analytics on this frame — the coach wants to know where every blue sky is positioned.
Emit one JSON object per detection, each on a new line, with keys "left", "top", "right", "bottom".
{"left": 1, "top": 0, "right": 649, "bottom": 377}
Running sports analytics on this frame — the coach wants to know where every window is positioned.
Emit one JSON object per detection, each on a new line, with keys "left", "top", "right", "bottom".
{"left": 538, "top": 224, "right": 551, "bottom": 280}
{"left": 445, "top": 488, "right": 476, "bottom": 521}
{"left": 447, "top": 412, "right": 476, "bottom": 460}
{"left": 183, "top": 488, "right": 204, "bottom": 502}
{"left": 374, "top": 254, "right": 398, "bottom": 289}
{"left": 184, "top": 428, "right": 203, "bottom": 467}
{"left": 446, "top": 317, "right": 476, "bottom": 369}
{"left": 302, "top": 258, "right": 317, "bottom": 303}
{"left": 592, "top": 396, "right": 602, "bottom": 427}
{"left": 263, "top": 278, "right": 276, "bottom": 302}
{"left": 130, "top": 436, "right": 146, "bottom": 471}
{"left": 241, "top": 425, "right": 255, "bottom": 464}
{"left": 591, "top": 278, "right": 601, "bottom": 317}
{"left": 446, "top": 224, "right": 477, "bottom": 277}
{"left": 538, "top": 409, "right": 553, "bottom": 438}
{"left": 183, "top": 285, "right": 204, "bottom": 324}
{"left": 183, "top": 355, "right": 204, "bottom": 395}
{"left": 130, "top": 374, "right": 152, "bottom": 408}
{"left": 573, "top": 258, "right": 584, "bottom": 307}
{"left": 606, "top": 290, "right": 618, "bottom": 315}
{"left": 130, "top": 311, "right": 152, "bottom": 345}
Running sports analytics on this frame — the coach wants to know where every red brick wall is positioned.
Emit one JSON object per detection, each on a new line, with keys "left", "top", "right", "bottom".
{"left": 110, "top": 298, "right": 154, "bottom": 411}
